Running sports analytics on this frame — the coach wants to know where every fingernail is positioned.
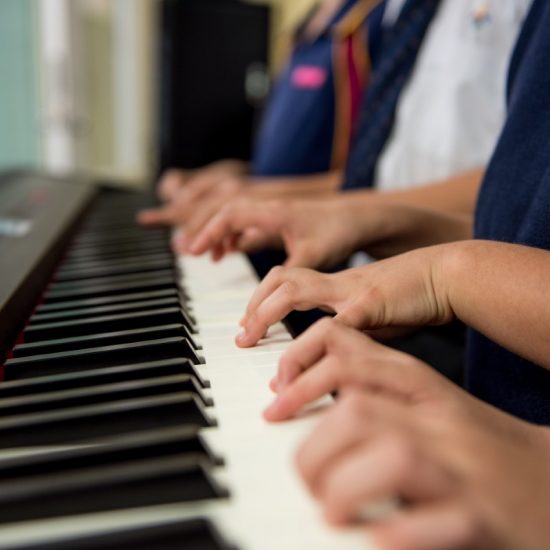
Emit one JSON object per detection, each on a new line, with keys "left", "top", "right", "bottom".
{"left": 269, "top": 376, "right": 279, "bottom": 393}
{"left": 263, "top": 398, "right": 280, "bottom": 420}
{"left": 188, "top": 240, "right": 200, "bottom": 254}
{"left": 236, "top": 330, "right": 248, "bottom": 346}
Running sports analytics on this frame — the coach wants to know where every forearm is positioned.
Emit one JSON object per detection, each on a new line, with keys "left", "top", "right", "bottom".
{"left": 374, "top": 168, "right": 483, "bottom": 215}
{"left": 442, "top": 241, "right": 550, "bottom": 370}
{"left": 342, "top": 194, "right": 474, "bottom": 257}
{"left": 246, "top": 171, "right": 342, "bottom": 199}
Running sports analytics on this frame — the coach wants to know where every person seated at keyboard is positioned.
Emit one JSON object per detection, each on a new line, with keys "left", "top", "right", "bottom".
{"left": 140, "top": 0, "right": 529, "bottom": 261}
{"left": 139, "top": 0, "right": 385, "bottom": 228}
{"left": 283, "top": 322, "right": 550, "bottom": 549}
{"left": 178, "top": 0, "right": 531, "bottom": 374}
{"left": 190, "top": 0, "right": 550, "bottom": 428}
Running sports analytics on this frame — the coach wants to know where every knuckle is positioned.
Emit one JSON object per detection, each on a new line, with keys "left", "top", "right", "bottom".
{"left": 277, "top": 354, "right": 293, "bottom": 378}
{"left": 320, "top": 317, "right": 346, "bottom": 344}
{"left": 316, "top": 316, "right": 336, "bottom": 332}
{"left": 247, "top": 311, "right": 261, "bottom": 327}
{"left": 359, "top": 284, "right": 385, "bottom": 305}
{"left": 279, "top": 280, "right": 299, "bottom": 302}
{"left": 293, "top": 244, "right": 317, "bottom": 266}
{"left": 358, "top": 285, "right": 387, "bottom": 328}
{"left": 268, "top": 265, "right": 285, "bottom": 280}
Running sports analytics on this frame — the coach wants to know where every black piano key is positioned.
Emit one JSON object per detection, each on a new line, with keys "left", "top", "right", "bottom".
{"left": 0, "top": 455, "right": 227, "bottom": 524}
{"left": 58, "top": 251, "right": 173, "bottom": 274}
{"left": 43, "top": 273, "right": 176, "bottom": 303}
{"left": 71, "top": 227, "right": 168, "bottom": 247}
{"left": 81, "top": 215, "right": 156, "bottom": 230}
{"left": 54, "top": 256, "right": 175, "bottom": 283}
{"left": 0, "top": 373, "right": 212, "bottom": 416}
{"left": 79, "top": 217, "right": 148, "bottom": 231}
{"left": 15, "top": 323, "right": 200, "bottom": 357}
{"left": 5, "top": 337, "right": 203, "bottom": 378}
{"left": 65, "top": 241, "right": 171, "bottom": 263}
{"left": 0, "top": 427, "right": 221, "bottom": 480}
{"left": 59, "top": 250, "right": 173, "bottom": 270}
{"left": 67, "top": 237, "right": 171, "bottom": 257}
{"left": 35, "top": 288, "right": 180, "bottom": 313}
{"left": 0, "top": 392, "right": 214, "bottom": 449}
{"left": 46, "top": 268, "right": 175, "bottom": 293}
{"left": 72, "top": 223, "right": 166, "bottom": 238}
{"left": 23, "top": 307, "right": 196, "bottom": 342}
{"left": 66, "top": 236, "right": 170, "bottom": 261}
{"left": 1, "top": 357, "right": 208, "bottom": 390}
{"left": 11, "top": 519, "right": 235, "bottom": 550}
{"left": 31, "top": 296, "right": 183, "bottom": 323}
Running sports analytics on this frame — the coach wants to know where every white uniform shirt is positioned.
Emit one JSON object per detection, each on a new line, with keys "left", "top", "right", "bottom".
{"left": 374, "top": 0, "right": 533, "bottom": 191}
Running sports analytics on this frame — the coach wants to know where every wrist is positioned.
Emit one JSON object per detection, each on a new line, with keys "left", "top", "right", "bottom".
{"left": 345, "top": 193, "right": 410, "bottom": 252}
{"left": 334, "top": 193, "right": 378, "bottom": 251}
{"left": 436, "top": 240, "right": 479, "bottom": 322}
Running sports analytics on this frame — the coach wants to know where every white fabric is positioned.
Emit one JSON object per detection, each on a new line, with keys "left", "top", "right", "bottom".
{"left": 375, "top": 0, "right": 533, "bottom": 191}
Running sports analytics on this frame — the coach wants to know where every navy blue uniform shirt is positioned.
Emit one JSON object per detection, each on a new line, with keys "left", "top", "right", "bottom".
{"left": 468, "top": 0, "right": 550, "bottom": 424}
{"left": 252, "top": 0, "right": 385, "bottom": 177}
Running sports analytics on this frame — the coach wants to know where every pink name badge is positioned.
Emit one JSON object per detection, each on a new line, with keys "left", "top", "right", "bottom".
{"left": 291, "top": 65, "right": 328, "bottom": 89}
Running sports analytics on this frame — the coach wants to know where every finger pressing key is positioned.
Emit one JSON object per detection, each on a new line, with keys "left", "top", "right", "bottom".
{"left": 237, "top": 269, "right": 337, "bottom": 347}
{"left": 188, "top": 210, "right": 235, "bottom": 255}
{"left": 264, "top": 355, "right": 340, "bottom": 421}
{"left": 237, "top": 284, "right": 299, "bottom": 347}
{"left": 136, "top": 204, "right": 177, "bottom": 226}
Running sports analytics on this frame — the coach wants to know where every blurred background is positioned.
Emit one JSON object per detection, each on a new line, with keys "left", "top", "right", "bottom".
{"left": 0, "top": 0, "right": 318, "bottom": 187}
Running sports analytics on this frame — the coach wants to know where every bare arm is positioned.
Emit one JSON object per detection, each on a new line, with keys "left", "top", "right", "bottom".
{"left": 374, "top": 168, "right": 483, "bottom": 215}
{"left": 246, "top": 168, "right": 482, "bottom": 212}
{"left": 442, "top": 241, "right": 550, "bottom": 371}
{"left": 334, "top": 193, "right": 474, "bottom": 258}
{"left": 247, "top": 171, "right": 342, "bottom": 199}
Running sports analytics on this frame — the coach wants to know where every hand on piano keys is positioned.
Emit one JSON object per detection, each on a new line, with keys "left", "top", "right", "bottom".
{"left": 0, "top": 180, "right": 371, "bottom": 550}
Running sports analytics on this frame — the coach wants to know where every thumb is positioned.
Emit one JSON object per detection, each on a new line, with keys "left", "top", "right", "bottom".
{"left": 334, "top": 290, "right": 389, "bottom": 330}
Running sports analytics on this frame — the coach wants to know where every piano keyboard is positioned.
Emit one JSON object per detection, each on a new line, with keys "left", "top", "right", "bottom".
{"left": 0, "top": 174, "right": 370, "bottom": 549}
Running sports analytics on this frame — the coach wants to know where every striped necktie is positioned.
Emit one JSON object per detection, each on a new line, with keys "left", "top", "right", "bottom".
{"left": 342, "top": 0, "right": 441, "bottom": 190}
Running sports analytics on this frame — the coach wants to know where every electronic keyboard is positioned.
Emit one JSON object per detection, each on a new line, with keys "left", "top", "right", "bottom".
{"left": 0, "top": 172, "right": 371, "bottom": 549}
